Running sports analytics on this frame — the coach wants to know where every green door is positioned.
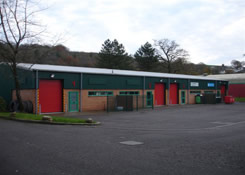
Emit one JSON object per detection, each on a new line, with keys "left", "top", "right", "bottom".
{"left": 181, "top": 91, "right": 186, "bottom": 104}
{"left": 146, "top": 91, "right": 153, "bottom": 107}
{"left": 69, "top": 92, "right": 79, "bottom": 112}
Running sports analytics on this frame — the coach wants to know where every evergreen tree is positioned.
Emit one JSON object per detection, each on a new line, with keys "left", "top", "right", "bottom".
{"left": 97, "top": 39, "right": 134, "bottom": 70}
{"left": 134, "top": 42, "right": 159, "bottom": 71}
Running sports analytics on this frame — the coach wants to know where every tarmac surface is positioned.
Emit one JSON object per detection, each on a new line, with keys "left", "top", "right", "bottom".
{"left": 1, "top": 103, "right": 245, "bottom": 175}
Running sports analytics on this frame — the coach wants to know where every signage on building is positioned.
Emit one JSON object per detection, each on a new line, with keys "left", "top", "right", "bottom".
{"left": 208, "top": 83, "right": 215, "bottom": 87}
{"left": 190, "top": 82, "right": 199, "bottom": 87}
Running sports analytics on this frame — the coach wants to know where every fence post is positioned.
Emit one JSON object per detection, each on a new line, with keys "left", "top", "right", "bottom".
{"left": 152, "top": 94, "right": 154, "bottom": 109}
{"left": 107, "top": 95, "right": 109, "bottom": 113}
{"left": 136, "top": 95, "right": 138, "bottom": 111}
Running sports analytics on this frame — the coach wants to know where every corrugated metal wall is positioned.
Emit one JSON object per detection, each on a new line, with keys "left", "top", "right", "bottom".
{"left": 229, "top": 84, "right": 245, "bottom": 97}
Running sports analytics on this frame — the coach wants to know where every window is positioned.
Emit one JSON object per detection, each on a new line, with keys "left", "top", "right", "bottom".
{"left": 190, "top": 91, "right": 201, "bottom": 94}
{"left": 119, "top": 91, "right": 139, "bottom": 96}
{"left": 88, "top": 91, "right": 113, "bottom": 97}
{"left": 204, "top": 91, "right": 213, "bottom": 94}
{"left": 181, "top": 91, "right": 185, "bottom": 104}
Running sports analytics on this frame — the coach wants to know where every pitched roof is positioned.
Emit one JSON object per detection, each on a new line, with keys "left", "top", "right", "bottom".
{"left": 207, "top": 73, "right": 245, "bottom": 80}
{"left": 17, "top": 63, "right": 224, "bottom": 81}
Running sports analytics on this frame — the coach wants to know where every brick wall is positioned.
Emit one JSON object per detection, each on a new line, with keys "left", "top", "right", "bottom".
{"left": 12, "top": 89, "right": 36, "bottom": 113}
{"left": 82, "top": 89, "right": 147, "bottom": 111}
{"left": 11, "top": 88, "right": 218, "bottom": 113}
{"left": 82, "top": 89, "right": 109, "bottom": 111}
{"left": 188, "top": 90, "right": 216, "bottom": 104}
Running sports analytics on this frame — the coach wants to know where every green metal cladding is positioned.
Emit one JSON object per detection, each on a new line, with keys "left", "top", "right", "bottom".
{"left": 83, "top": 74, "right": 144, "bottom": 89}
{"left": 38, "top": 71, "right": 81, "bottom": 89}
{"left": 190, "top": 80, "right": 216, "bottom": 90}
{"left": 0, "top": 65, "right": 34, "bottom": 104}
{"left": 82, "top": 74, "right": 226, "bottom": 90}
{"left": 145, "top": 77, "right": 168, "bottom": 89}
{"left": 170, "top": 79, "right": 188, "bottom": 90}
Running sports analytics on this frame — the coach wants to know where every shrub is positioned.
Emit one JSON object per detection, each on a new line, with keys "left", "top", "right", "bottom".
{"left": 0, "top": 97, "right": 7, "bottom": 112}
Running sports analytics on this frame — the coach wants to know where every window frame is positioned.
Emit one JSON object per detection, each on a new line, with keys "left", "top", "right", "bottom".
{"left": 204, "top": 91, "right": 214, "bottom": 94}
{"left": 190, "top": 91, "right": 201, "bottom": 94}
{"left": 119, "top": 91, "right": 140, "bottom": 96}
{"left": 88, "top": 91, "right": 113, "bottom": 97}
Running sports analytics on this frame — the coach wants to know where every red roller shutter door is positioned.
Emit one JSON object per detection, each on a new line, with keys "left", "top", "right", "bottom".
{"left": 154, "top": 83, "right": 165, "bottom": 105}
{"left": 169, "top": 83, "right": 178, "bottom": 104}
{"left": 39, "top": 80, "right": 63, "bottom": 113}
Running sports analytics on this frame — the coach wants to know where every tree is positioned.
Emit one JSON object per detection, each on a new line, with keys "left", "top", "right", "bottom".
{"left": 171, "top": 57, "right": 188, "bottom": 74}
{"left": 134, "top": 42, "right": 159, "bottom": 71}
{"left": 154, "top": 39, "right": 189, "bottom": 73}
{"left": 231, "top": 59, "right": 244, "bottom": 71}
{"left": 96, "top": 39, "right": 134, "bottom": 70}
{"left": 0, "top": 0, "right": 45, "bottom": 111}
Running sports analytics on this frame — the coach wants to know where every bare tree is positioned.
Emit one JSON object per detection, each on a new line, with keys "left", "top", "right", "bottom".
{"left": 154, "top": 39, "right": 189, "bottom": 73}
{"left": 231, "top": 59, "right": 245, "bottom": 71}
{"left": 0, "top": 0, "right": 45, "bottom": 111}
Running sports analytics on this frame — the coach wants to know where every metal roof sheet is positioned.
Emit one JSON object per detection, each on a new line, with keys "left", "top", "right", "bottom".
{"left": 17, "top": 63, "right": 223, "bottom": 81}
{"left": 207, "top": 74, "right": 245, "bottom": 80}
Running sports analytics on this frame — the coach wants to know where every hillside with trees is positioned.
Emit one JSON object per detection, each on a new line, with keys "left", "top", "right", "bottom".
{"left": 1, "top": 40, "right": 243, "bottom": 75}
{"left": 0, "top": 43, "right": 98, "bottom": 67}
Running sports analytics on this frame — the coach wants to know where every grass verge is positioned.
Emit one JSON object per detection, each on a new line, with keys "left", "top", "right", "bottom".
{"left": 0, "top": 112, "right": 96, "bottom": 124}
{"left": 235, "top": 98, "right": 245, "bottom": 102}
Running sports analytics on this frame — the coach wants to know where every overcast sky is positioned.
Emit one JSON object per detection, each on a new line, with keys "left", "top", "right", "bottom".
{"left": 39, "top": 0, "right": 245, "bottom": 65}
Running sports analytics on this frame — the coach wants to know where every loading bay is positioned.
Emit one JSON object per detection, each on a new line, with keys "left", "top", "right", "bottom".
{"left": 1, "top": 103, "right": 245, "bottom": 175}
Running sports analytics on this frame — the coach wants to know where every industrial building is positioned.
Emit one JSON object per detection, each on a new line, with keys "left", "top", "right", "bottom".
{"left": 208, "top": 73, "right": 245, "bottom": 100}
{"left": 0, "top": 63, "right": 228, "bottom": 114}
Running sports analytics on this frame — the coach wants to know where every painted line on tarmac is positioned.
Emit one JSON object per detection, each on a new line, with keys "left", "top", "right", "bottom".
{"left": 208, "top": 120, "right": 245, "bottom": 129}
{"left": 102, "top": 120, "right": 245, "bottom": 132}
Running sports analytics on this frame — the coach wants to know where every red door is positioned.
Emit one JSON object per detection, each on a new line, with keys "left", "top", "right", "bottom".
{"left": 154, "top": 83, "right": 165, "bottom": 105}
{"left": 39, "top": 80, "right": 63, "bottom": 113}
{"left": 221, "top": 85, "right": 226, "bottom": 100}
{"left": 169, "top": 83, "right": 178, "bottom": 104}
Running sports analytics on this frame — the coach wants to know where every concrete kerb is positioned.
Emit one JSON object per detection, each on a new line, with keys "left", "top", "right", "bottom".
{"left": 0, "top": 116, "right": 101, "bottom": 126}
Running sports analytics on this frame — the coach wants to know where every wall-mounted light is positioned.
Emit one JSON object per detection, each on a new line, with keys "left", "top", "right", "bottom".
{"left": 160, "top": 79, "right": 163, "bottom": 82}
{"left": 50, "top": 74, "right": 55, "bottom": 78}
{"left": 174, "top": 80, "right": 177, "bottom": 83}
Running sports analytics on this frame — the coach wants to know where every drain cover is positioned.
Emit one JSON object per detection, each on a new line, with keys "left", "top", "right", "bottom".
{"left": 120, "top": 141, "right": 144, "bottom": 146}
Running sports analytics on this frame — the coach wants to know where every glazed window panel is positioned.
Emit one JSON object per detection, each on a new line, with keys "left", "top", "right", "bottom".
{"left": 119, "top": 91, "right": 139, "bottom": 96}
{"left": 204, "top": 91, "right": 214, "bottom": 94}
{"left": 88, "top": 91, "right": 113, "bottom": 96}
{"left": 190, "top": 91, "right": 201, "bottom": 94}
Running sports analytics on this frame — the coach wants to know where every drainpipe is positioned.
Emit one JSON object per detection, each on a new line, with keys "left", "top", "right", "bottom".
{"left": 168, "top": 78, "right": 170, "bottom": 105}
{"left": 215, "top": 80, "right": 217, "bottom": 93}
{"left": 143, "top": 76, "right": 145, "bottom": 107}
{"left": 35, "top": 70, "right": 38, "bottom": 114}
{"left": 80, "top": 73, "right": 83, "bottom": 112}
{"left": 187, "top": 79, "right": 190, "bottom": 104}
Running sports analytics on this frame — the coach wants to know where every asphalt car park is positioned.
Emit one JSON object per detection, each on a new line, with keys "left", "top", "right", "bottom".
{"left": 1, "top": 103, "right": 245, "bottom": 175}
